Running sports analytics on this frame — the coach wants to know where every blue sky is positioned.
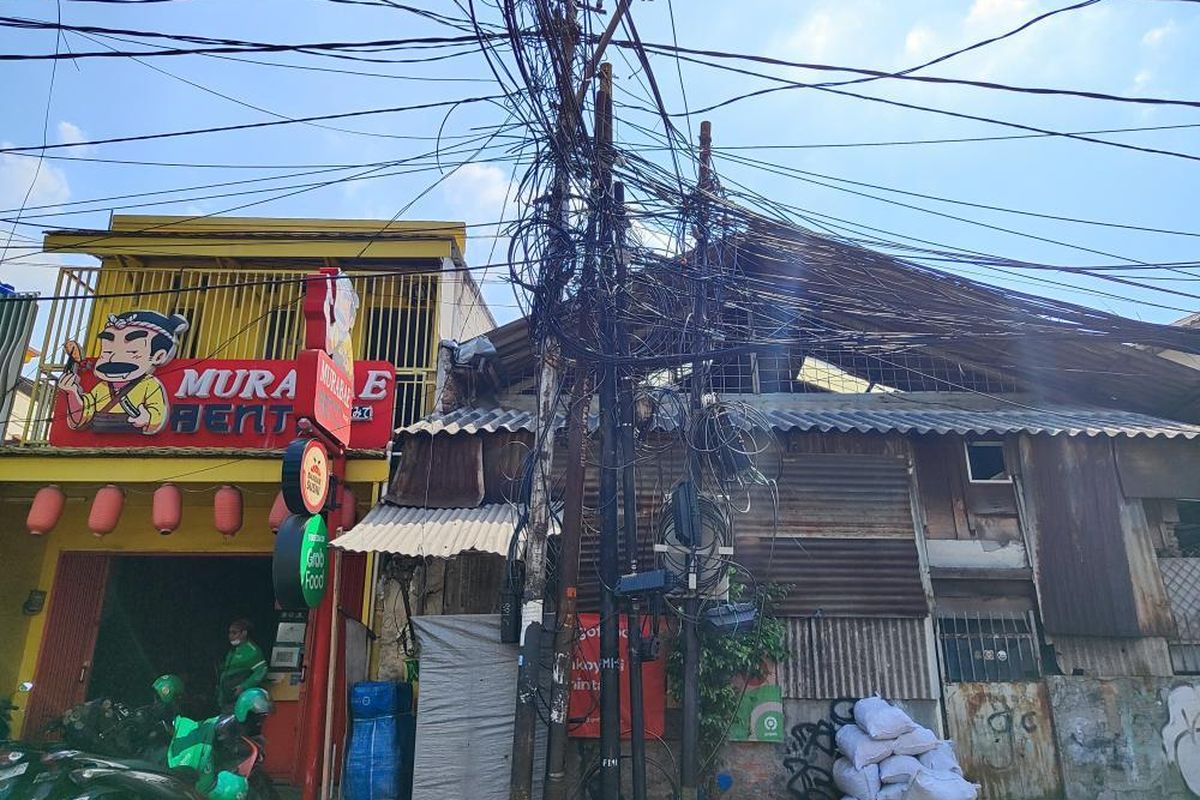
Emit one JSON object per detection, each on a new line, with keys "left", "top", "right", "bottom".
{"left": 1, "top": 0, "right": 1197, "bottom": 329}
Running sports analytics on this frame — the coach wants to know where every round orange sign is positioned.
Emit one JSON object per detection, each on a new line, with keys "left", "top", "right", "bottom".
{"left": 283, "top": 437, "right": 330, "bottom": 515}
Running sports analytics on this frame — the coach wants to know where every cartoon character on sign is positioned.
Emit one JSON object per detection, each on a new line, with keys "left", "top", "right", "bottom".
{"left": 58, "top": 311, "right": 189, "bottom": 435}
{"left": 327, "top": 273, "right": 358, "bottom": 377}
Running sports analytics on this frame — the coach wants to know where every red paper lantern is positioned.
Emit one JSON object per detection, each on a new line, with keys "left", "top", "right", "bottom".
{"left": 268, "top": 490, "right": 288, "bottom": 532}
{"left": 27, "top": 485, "right": 66, "bottom": 536}
{"left": 152, "top": 483, "right": 183, "bottom": 535}
{"left": 338, "top": 484, "right": 357, "bottom": 532}
{"left": 214, "top": 485, "right": 243, "bottom": 539}
{"left": 89, "top": 485, "right": 125, "bottom": 538}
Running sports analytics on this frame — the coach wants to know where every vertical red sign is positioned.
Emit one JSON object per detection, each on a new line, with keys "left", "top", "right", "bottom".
{"left": 568, "top": 613, "right": 666, "bottom": 739}
{"left": 295, "top": 349, "right": 353, "bottom": 447}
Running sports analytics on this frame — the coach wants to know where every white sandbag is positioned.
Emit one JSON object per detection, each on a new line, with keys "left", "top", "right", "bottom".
{"left": 832, "top": 757, "right": 881, "bottom": 800}
{"left": 836, "top": 723, "right": 894, "bottom": 769}
{"left": 878, "top": 784, "right": 907, "bottom": 800}
{"left": 894, "top": 724, "right": 941, "bottom": 756}
{"left": 906, "top": 769, "right": 980, "bottom": 800}
{"left": 919, "top": 741, "right": 963, "bottom": 775}
{"left": 854, "top": 695, "right": 916, "bottom": 740}
{"left": 879, "top": 754, "right": 923, "bottom": 784}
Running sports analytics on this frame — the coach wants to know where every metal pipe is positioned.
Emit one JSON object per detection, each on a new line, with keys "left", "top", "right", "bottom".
{"left": 681, "top": 119, "right": 713, "bottom": 800}
{"left": 614, "top": 180, "right": 647, "bottom": 800}
{"left": 544, "top": 260, "right": 597, "bottom": 800}
{"left": 595, "top": 61, "right": 622, "bottom": 800}
{"left": 320, "top": 551, "right": 344, "bottom": 800}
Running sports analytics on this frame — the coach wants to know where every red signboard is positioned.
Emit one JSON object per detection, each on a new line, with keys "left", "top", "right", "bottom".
{"left": 295, "top": 349, "right": 354, "bottom": 447}
{"left": 49, "top": 358, "right": 396, "bottom": 450}
{"left": 568, "top": 613, "right": 666, "bottom": 739}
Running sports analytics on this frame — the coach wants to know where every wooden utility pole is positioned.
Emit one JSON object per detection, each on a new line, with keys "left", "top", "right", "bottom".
{"left": 510, "top": 2, "right": 576, "bottom": 798}
{"left": 681, "top": 119, "right": 714, "bottom": 800}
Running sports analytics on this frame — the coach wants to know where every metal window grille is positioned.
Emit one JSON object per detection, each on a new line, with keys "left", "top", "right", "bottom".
{"left": 936, "top": 611, "right": 1042, "bottom": 682}
{"left": 1160, "top": 556, "right": 1200, "bottom": 673}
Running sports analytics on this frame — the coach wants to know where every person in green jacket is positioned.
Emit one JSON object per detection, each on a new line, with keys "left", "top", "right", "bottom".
{"left": 216, "top": 618, "right": 268, "bottom": 712}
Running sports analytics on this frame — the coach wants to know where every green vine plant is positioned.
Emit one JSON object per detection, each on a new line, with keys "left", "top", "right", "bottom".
{"left": 668, "top": 574, "right": 791, "bottom": 790}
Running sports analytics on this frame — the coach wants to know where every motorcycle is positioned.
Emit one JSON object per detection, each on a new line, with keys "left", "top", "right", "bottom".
{"left": 49, "top": 688, "right": 279, "bottom": 800}
{"left": 52, "top": 698, "right": 175, "bottom": 761}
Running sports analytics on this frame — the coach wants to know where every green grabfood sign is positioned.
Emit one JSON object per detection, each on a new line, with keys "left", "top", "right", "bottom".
{"left": 274, "top": 513, "right": 329, "bottom": 608}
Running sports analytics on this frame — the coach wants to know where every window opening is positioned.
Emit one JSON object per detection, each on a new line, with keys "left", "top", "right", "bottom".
{"left": 965, "top": 440, "right": 1009, "bottom": 483}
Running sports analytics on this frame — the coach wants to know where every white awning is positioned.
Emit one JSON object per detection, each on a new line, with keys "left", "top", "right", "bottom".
{"left": 333, "top": 503, "right": 528, "bottom": 558}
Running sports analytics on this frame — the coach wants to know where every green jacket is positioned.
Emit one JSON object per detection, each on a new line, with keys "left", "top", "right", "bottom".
{"left": 217, "top": 640, "right": 267, "bottom": 708}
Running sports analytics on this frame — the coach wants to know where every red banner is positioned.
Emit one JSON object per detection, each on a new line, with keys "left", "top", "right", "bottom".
{"left": 568, "top": 613, "right": 666, "bottom": 739}
{"left": 49, "top": 358, "right": 396, "bottom": 450}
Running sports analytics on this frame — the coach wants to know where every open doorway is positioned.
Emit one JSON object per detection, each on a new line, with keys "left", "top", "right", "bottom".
{"left": 88, "top": 555, "right": 277, "bottom": 719}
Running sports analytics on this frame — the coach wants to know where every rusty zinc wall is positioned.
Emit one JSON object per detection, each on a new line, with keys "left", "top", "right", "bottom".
{"left": 944, "top": 682, "right": 1063, "bottom": 800}
{"left": 1016, "top": 434, "right": 1175, "bottom": 638}
{"left": 739, "top": 537, "right": 928, "bottom": 617}
{"left": 571, "top": 431, "right": 928, "bottom": 615}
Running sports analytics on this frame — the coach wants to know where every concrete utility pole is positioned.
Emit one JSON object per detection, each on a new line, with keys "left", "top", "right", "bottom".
{"left": 510, "top": 2, "right": 576, "bottom": 798}
{"left": 681, "top": 119, "right": 714, "bottom": 800}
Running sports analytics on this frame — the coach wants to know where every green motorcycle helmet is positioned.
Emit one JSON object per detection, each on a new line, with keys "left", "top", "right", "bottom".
{"left": 207, "top": 770, "right": 249, "bottom": 800}
{"left": 233, "top": 687, "right": 273, "bottom": 723}
{"left": 152, "top": 674, "right": 184, "bottom": 705}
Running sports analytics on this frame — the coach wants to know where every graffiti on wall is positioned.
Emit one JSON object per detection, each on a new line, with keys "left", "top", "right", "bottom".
{"left": 781, "top": 697, "right": 856, "bottom": 800}
{"left": 943, "top": 682, "right": 1062, "bottom": 800}
{"left": 981, "top": 696, "right": 1040, "bottom": 772}
{"left": 1162, "top": 684, "right": 1200, "bottom": 796}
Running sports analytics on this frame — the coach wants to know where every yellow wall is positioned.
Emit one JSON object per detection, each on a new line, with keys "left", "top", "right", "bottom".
{"left": 3, "top": 476, "right": 380, "bottom": 736}
{"left": 0, "top": 522, "right": 47, "bottom": 700}
{"left": 4, "top": 487, "right": 278, "bottom": 735}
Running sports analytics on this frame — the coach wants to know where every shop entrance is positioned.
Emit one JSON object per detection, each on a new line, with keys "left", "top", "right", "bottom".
{"left": 88, "top": 555, "right": 277, "bottom": 718}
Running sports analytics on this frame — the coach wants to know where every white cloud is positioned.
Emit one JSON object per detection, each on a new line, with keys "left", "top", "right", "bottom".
{"left": 0, "top": 150, "right": 70, "bottom": 211}
{"left": 1142, "top": 20, "right": 1176, "bottom": 48}
{"left": 770, "top": 6, "right": 874, "bottom": 64}
{"left": 0, "top": 144, "right": 73, "bottom": 296}
{"left": 441, "top": 162, "right": 511, "bottom": 218}
{"left": 438, "top": 162, "right": 520, "bottom": 259}
{"left": 439, "top": 162, "right": 518, "bottom": 230}
{"left": 56, "top": 121, "right": 90, "bottom": 152}
{"left": 1132, "top": 69, "right": 1154, "bottom": 92}
{"left": 965, "top": 0, "right": 1035, "bottom": 29}
{"left": 904, "top": 25, "right": 938, "bottom": 58}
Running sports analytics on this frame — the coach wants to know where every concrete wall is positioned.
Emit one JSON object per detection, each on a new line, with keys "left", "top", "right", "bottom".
{"left": 1047, "top": 676, "right": 1194, "bottom": 800}
{"left": 561, "top": 698, "right": 939, "bottom": 800}
{"left": 942, "top": 676, "right": 1200, "bottom": 800}
{"left": 557, "top": 680, "right": 1200, "bottom": 799}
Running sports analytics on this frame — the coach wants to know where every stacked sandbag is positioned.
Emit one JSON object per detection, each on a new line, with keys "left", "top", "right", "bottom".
{"left": 832, "top": 695, "right": 980, "bottom": 800}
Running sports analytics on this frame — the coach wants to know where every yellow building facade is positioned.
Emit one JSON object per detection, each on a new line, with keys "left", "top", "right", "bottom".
{"left": 0, "top": 216, "right": 492, "bottom": 777}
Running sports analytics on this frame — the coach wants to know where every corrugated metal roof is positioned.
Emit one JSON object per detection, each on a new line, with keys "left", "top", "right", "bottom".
{"left": 333, "top": 503, "right": 526, "bottom": 557}
{"left": 400, "top": 406, "right": 555, "bottom": 435}
{"left": 400, "top": 396, "right": 1200, "bottom": 439}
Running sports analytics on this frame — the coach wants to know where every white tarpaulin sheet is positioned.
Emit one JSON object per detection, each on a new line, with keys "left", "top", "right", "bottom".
{"left": 411, "top": 614, "right": 545, "bottom": 800}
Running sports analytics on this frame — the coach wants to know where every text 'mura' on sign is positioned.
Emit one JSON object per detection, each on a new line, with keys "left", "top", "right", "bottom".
{"left": 295, "top": 349, "right": 353, "bottom": 448}
{"left": 49, "top": 358, "right": 396, "bottom": 450}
